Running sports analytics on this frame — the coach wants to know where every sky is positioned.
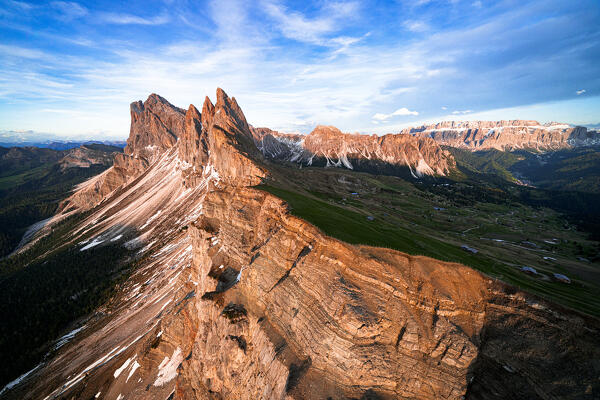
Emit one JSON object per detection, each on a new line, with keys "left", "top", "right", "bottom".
{"left": 0, "top": 0, "right": 599, "bottom": 140}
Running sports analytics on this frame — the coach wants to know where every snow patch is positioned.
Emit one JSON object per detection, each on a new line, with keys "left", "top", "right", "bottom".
{"left": 126, "top": 361, "right": 141, "bottom": 382}
{"left": 54, "top": 326, "right": 85, "bottom": 350}
{"left": 153, "top": 347, "right": 183, "bottom": 386}
{"left": 0, "top": 363, "right": 42, "bottom": 396}
{"left": 110, "top": 234, "right": 123, "bottom": 242}
{"left": 81, "top": 238, "right": 104, "bottom": 251}
{"left": 140, "top": 210, "right": 162, "bottom": 230}
{"left": 114, "top": 356, "right": 134, "bottom": 378}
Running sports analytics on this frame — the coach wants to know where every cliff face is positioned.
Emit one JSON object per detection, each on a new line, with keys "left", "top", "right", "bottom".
{"left": 62, "top": 89, "right": 264, "bottom": 212}
{"left": 251, "top": 125, "right": 454, "bottom": 177}
{"left": 6, "top": 90, "right": 599, "bottom": 400}
{"left": 406, "top": 120, "right": 600, "bottom": 151}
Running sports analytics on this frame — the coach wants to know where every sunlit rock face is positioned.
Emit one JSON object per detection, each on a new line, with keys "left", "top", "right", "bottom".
{"left": 6, "top": 90, "right": 599, "bottom": 400}
{"left": 251, "top": 125, "right": 455, "bottom": 178}
{"left": 405, "top": 120, "right": 600, "bottom": 151}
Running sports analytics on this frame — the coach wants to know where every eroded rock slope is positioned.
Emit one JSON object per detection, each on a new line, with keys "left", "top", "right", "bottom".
{"left": 4, "top": 89, "right": 599, "bottom": 400}
{"left": 251, "top": 125, "right": 454, "bottom": 177}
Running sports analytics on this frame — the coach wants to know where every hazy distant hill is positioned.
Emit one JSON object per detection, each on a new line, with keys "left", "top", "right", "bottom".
{"left": 0, "top": 144, "right": 121, "bottom": 258}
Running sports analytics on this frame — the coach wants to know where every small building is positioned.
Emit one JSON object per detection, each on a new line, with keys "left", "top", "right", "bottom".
{"left": 521, "top": 241, "right": 539, "bottom": 248}
{"left": 553, "top": 273, "right": 571, "bottom": 284}
{"left": 461, "top": 245, "right": 478, "bottom": 254}
{"left": 520, "top": 266, "right": 538, "bottom": 275}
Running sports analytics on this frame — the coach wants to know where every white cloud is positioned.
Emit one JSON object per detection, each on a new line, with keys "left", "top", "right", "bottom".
{"left": 51, "top": 1, "right": 88, "bottom": 20}
{"left": 100, "top": 13, "right": 170, "bottom": 25}
{"left": 452, "top": 110, "right": 472, "bottom": 114}
{"left": 576, "top": 89, "right": 586, "bottom": 95}
{"left": 372, "top": 107, "right": 419, "bottom": 121}
{"left": 261, "top": 0, "right": 360, "bottom": 45}
{"left": 441, "top": 106, "right": 447, "bottom": 110}
{"left": 404, "top": 21, "right": 429, "bottom": 32}
{"left": 393, "top": 107, "right": 419, "bottom": 116}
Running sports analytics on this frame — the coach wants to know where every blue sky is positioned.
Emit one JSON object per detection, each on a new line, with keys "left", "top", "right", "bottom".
{"left": 0, "top": 0, "right": 599, "bottom": 139}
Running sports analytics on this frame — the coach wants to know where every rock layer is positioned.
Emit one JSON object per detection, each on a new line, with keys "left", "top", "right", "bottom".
{"left": 406, "top": 120, "right": 600, "bottom": 151}
{"left": 5, "top": 90, "right": 599, "bottom": 400}
{"left": 251, "top": 125, "right": 454, "bottom": 178}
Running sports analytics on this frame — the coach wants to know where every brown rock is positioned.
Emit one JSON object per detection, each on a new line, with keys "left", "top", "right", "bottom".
{"left": 252, "top": 125, "right": 454, "bottom": 177}
{"left": 12, "top": 90, "right": 599, "bottom": 400}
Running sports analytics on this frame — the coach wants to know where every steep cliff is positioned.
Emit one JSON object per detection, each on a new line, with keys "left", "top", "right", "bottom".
{"left": 4, "top": 90, "right": 599, "bottom": 400}
{"left": 251, "top": 125, "right": 454, "bottom": 178}
{"left": 406, "top": 120, "right": 600, "bottom": 151}
{"left": 60, "top": 94, "right": 186, "bottom": 211}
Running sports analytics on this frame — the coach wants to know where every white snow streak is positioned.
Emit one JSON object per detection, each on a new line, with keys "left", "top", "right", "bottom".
{"left": 153, "top": 347, "right": 183, "bottom": 386}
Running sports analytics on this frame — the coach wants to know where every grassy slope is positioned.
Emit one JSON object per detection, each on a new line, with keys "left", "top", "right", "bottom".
{"left": 257, "top": 165, "right": 600, "bottom": 317}
{"left": 449, "top": 146, "right": 600, "bottom": 194}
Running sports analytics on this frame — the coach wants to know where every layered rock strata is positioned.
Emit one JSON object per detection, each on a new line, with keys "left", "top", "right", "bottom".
{"left": 5, "top": 90, "right": 599, "bottom": 400}
{"left": 251, "top": 125, "right": 454, "bottom": 177}
{"left": 406, "top": 120, "right": 600, "bottom": 151}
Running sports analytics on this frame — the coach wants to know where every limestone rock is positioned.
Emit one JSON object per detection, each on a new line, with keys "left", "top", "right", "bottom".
{"left": 9, "top": 90, "right": 599, "bottom": 400}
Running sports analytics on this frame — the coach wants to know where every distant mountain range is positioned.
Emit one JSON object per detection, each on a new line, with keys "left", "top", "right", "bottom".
{"left": 0, "top": 130, "right": 126, "bottom": 150}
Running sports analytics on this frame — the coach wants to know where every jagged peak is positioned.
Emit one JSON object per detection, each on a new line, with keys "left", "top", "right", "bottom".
{"left": 216, "top": 87, "right": 228, "bottom": 106}
{"left": 201, "top": 96, "right": 215, "bottom": 128}
{"left": 146, "top": 92, "right": 170, "bottom": 104}
{"left": 185, "top": 104, "right": 201, "bottom": 120}
{"left": 130, "top": 93, "right": 184, "bottom": 115}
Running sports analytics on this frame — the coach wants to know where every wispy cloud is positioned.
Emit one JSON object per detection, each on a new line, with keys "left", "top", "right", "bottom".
{"left": 100, "top": 12, "right": 170, "bottom": 25}
{"left": 404, "top": 20, "right": 429, "bottom": 32}
{"left": 0, "top": 0, "right": 598, "bottom": 138}
{"left": 576, "top": 89, "right": 586, "bottom": 95}
{"left": 51, "top": 1, "right": 88, "bottom": 21}
{"left": 261, "top": 0, "right": 360, "bottom": 45}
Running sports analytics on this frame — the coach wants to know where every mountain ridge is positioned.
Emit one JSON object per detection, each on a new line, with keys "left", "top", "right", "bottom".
{"left": 3, "top": 89, "right": 599, "bottom": 400}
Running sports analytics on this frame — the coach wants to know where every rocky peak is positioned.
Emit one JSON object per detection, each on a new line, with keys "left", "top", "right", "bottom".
{"left": 211, "top": 88, "right": 253, "bottom": 140}
{"left": 201, "top": 96, "right": 215, "bottom": 128}
{"left": 126, "top": 93, "right": 186, "bottom": 159}
{"left": 199, "top": 88, "right": 265, "bottom": 186}
{"left": 178, "top": 104, "right": 209, "bottom": 167}
{"left": 174, "top": 88, "right": 266, "bottom": 187}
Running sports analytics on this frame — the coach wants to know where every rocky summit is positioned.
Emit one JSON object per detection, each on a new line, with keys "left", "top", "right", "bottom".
{"left": 3, "top": 89, "right": 599, "bottom": 400}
